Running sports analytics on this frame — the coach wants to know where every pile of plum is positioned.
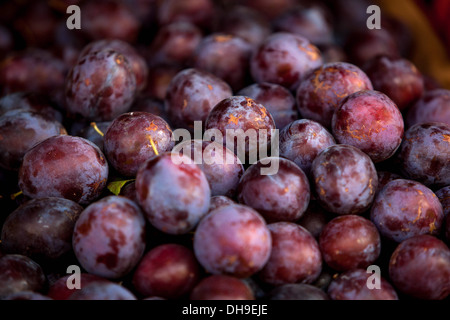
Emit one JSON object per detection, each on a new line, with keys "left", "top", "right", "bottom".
{"left": 0, "top": 0, "right": 448, "bottom": 300}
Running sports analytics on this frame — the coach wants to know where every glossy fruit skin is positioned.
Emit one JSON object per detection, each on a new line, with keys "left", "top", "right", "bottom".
{"left": 406, "top": 89, "right": 450, "bottom": 128}
{"left": 65, "top": 49, "right": 137, "bottom": 122}
{"left": 18, "top": 135, "right": 109, "bottom": 205}
{"left": 132, "top": 244, "right": 200, "bottom": 299}
{"left": 319, "top": 215, "right": 381, "bottom": 271}
{"left": 72, "top": 196, "right": 146, "bottom": 279}
{"left": 165, "top": 68, "right": 232, "bottom": 131}
{"left": 176, "top": 140, "right": 244, "bottom": 197}
{"left": 370, "top": 179, "right": 444, "bottom": 243}
{"left": 193, "top": 204, "right": 271, "bottom": 278}
{"left": 1, "top": 197, "right": 83, "bottom": 261}
{"left": 331, "top": 90, "right": 404, "bottom": 163}
{"left": 135, "top": 152, "right": 211, "bottom": 235}
{"left": 328, "top": 269, "right": 398, "bottom": 300}
{"left": 396, "top": 123, "right": 450, "bottom": 188}
{"left": 79, "top": 39, "right": 148, "bottom": 92}
{"left": 190, "top": 275, "right": 255, "bottom": 300}
{"left": 104, "top": 112, "right": 174, "bottom": 177}
{"left": 389, "top": 235, "right": 450, "bottom": 300}
{"left": 296, "top": 62, "right": 373, "bottom": 128}
{"left": 204, "top": 96, "right": 276, "bottom": 158}
{"left": 250, "top": 32, "right": 323, "bottom": 91}
{"left": 47, "top": 273, "right": 107, "bottom": 300}
{"left": 237, "top": 157, "right": 310, "bottom": 223}
{"left": 0, "top": 110, "right": 67, "bottom": 171}
{"left": 238, "top": 82, "right": 298, "bottom": 130}
{"left": 363, "top": 55, "right": 424, "bottom": 111}
{"left": 0, "top": 254, "right": 46, "bottom": 299}
{"left": 258, "top": 222, "right": 322, "bottom": 285}
{"left": 268, "top": 284, "right": 329, "bottom": 300}
{"left": 311, "top": 144, "right": 378, "bottom": 215}
{"left": 193, "top": 33, "right": 253, "bottom": 91}
{"left": 69, "top": 281, "right": 137, "bottom": 300}
{"left": 279, "top": 119, "right": 336, "bottom": 176}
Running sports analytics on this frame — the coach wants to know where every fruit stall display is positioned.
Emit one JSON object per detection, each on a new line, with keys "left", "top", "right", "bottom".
{"left": 0, "top": 0, "right": 449, "bottom": 301}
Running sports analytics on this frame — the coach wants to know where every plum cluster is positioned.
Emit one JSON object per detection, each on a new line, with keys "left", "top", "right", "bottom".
{"left": 0, "top": 0, "right": 449, "bottom": 301}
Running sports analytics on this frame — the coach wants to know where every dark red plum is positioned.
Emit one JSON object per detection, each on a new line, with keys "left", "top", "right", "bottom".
{"left": 18, "top": 135, "right": 109, "bottom": 205}
{"left": 375, "top": 171, "right": 402, "bottom": 196}
{"left": 135, "top": 152, "right": 211, "bottom": 234}
{"left": 104, "top": 112, "right": 174, "bottom": 177}
{"left": 80, "top": 39, "right": 149, "bottom": 92}
{"left": 165, "top": 68, "right": 232, "bottom": 131}
{"left": 69, "top": 281, "right": 137, "bottom": 300}
{"left": 119, "top": 181, "right": 138, "bottom": 204}
{"left": 156, "top": 0, "right": 217, "bottom": 30}
{"left": 298, "top": 201, "right": 333, "bottom": 239}
{"left": 0, "top": 110, "right": 67, "bottom": 171}
{"left": 209, "top": 195, "right": 236, "bottom": 212}
{"left": 237, "top": 157, "right": 310, "bottom": 223}
{"left": 258, "top": 222, "right": 322, "bottom": 285}
{"left": 250, "top": 32, "right": 323, "bottom": 91}
{"left": 0, "top": 254, "right": 46, "bottom": 299}
{"left": 370, "top": 179, "right": 444, "bottom": 243}
{"left": 1, "top": 197, "right": 83, "bottom": 261}
{"left": 436, "top": 186, "right": 450, "bottom": 218}
{"left": 319, "top": 215, "right": 381, "bottom": 271}
{"left": 268, "top": 284, "right": 329, "bottom": 300}
{"left": 149, "top": 21, "right": 203, "bottom": 67}
{"left": 279, "top": 119, "right": 336, "bottom": 176}
{"left": 396, "top": 123, "right": 450, "bottom": 188}
{"left": 238, "top": 82, "right": 297, "bottom": 129}
{"left": 193, "top": 204, "right": 271, "bottom": 278}
{"left": 331, "top": 90, "right": 404, "bottom": 163}
{"left": 389, "top": 235, "right": 450, "bottom": 300}
{"left": 193, "top": 33, "right": 253, "bottom": 91}
{"left": 363, "top": 56, "right": 424, "bottom": 111}
{"left": 72, "top": 196, "right": 146, "bottom": 279}
{"left": 65, "top": 49, "right": 137, "bottom": 122}
{"left": 190, "top": 275, "right": 254, "bottom": 300}
{"left": 328, "top": 269, "right": 398, "bottom": 300}
{"left": 406, "top": 89, "right": 450, "bottom": 128}
{"left": 204, "top": 96, "right": 276, "bottom": 161}
{"left": 132, "top": 244, "right": 200, "bottom": 299}
{"left": 47, "top": 273, "right": 107, "bottom": 300}
{"left": 176, "top": 140, "right": 244, "bottom": 197}
{"left": 296, "top": 62, "right": 373, "bottom": 128}
{"left": 311, "top": 144, "right": 378, "bottom": 215}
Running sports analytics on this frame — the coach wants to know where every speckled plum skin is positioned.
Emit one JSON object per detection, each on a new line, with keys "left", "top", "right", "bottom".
{"left": 319, "top": 215, "right": 381, "bottom": 271}
{"left": 69, "top": 282, "right": 137, "bottom": 300}
{"left": 19, "top": 135, "right": 109, "bottom": 205}
{"left": 190, "top": 275, "right": 255, "bottom": 300}
{"left": 204, "top": 96, "right": 276, "bottom": 157}
{"left": 132, "top": 244, "right": 200, "bottom": 299}
{"left": 72, "top": 196, "right": 146, "bottom": 279}
{"left": 0, "top": 110, "right": 67, "bottom": 170}
{"left": 331, "top": 90, "right": 404, "bottom": 163}
{"left": 238, "top": 82, "right": 298, "bottom": 129}
{"left": 396, "top": 123, "right": 450, "bottom": 188}
{"left": 1, "top": 197, "right": 83, "bottom": 261}
{"left": 79, "top": 39, "right": 148, "bottom": 91}
{"left": 193, "top": 33, "right": 253, "bottom": 91}
{"left": 193, "top": 204, "right": 272, "bottom": 278}
{"left": 250, "top": 32, "right": 323, "bottom": 91}
{"left": 370, "top": 179, "right": 444, "bottom": 243}
{"left": 237, "top": 157, "right": 310, "bottom": 223}
{"left": 389, "top": 235, "right": 450, "bottom": 300}
{"left": 406, "top": 89, "right": 450, "bottom": 128}
{"left": 279, "top": 119, "right": 336, "bottom": 176}
{"left": 165, "top": 68, "right": 232, "bottom": 131}
{"left": 208, "top": 196, "right": 236, "bottom": 212}
{"left": 258, "top": 222, "right": 322, "bottom": 285}
{"left": 65, "top": 49, "right": 137, "bottom": 121}
{"left": 176, "top": 140, "right": 244, "bottom": 197}
{"left": 296, "top": 62, "right": 373, "bottom": 128}
{"left": 363, "top": 55, "right": 424, "bottom": 111}
{"left": 135, "top": 152, "right": 211, "bottom": 235}
{"left": 104, "top": 112, "right": 174, "bottom": 177}
{"left": 311, "top": 144, "right": 378, "bottom": 215}
{"left": 328, "top": 269, "right": 398, "bottom": 300}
